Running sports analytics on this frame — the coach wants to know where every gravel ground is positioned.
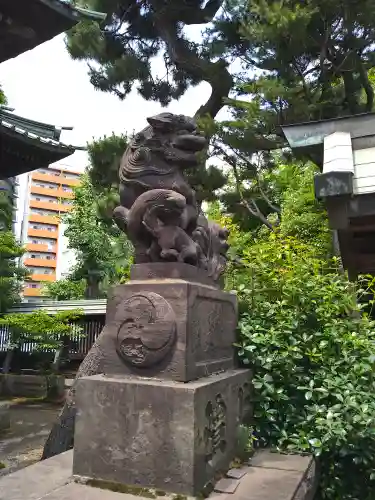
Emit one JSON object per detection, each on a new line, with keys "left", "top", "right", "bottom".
{"left": 0, "top": 402, "right": 62, "bottom": 477}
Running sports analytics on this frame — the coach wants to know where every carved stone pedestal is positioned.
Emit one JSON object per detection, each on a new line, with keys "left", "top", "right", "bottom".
{"left": 72, "top": 264, "right": 252, "bottom": 495}
{"left": 73, "top": 370, "right": 251, "bottom": 495}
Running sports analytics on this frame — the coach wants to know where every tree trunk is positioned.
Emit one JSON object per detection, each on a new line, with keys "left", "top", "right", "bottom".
{"left": 51, "top": 336, "right": 70, "bottom": 373}
{"left": 85, "top": 273, "right": 100, "bottom": 299}
{"left": 41, "top": 337, "right": 105, "bottom": 459}
{"left": 152, "top": 0, "right": 233, "bottom": 120}
{"left": 2, "top": 347, "right": 15, "bottom": 374}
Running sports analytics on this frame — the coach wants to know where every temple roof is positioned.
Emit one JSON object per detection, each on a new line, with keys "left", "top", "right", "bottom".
{"left": 0, "top": 106, "right": 84, "bottom": 179}
{"left": 0, "top": 0, "right": 106, "bottom": 63}
{"left": 281, "top": 112, "right": 375, "bottom": 168}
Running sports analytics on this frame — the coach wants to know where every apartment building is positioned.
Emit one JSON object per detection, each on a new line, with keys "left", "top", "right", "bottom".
{"left": 18, "top": 165, "right": 82, "bottom": 300}
{"left": 0, "top": 177, "right": 17, "bottom": 230}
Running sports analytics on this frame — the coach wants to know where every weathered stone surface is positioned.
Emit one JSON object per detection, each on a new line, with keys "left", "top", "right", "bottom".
{"left": 0, "top": 450, "right": 72, "bottom": 500}
{"left": 131, "top": 262, "right": 219, "bottom": 287}
{"left": 0, "top": 401, "right": 10, "bottom": 432}
{"left": 226, "top": 467, "right": 251, "bottom": 480}
{"left": 42, "top": 483, "right": 138, "bottom": 500}
{"left": 292, "top": 457, "right": 318, "bottom": 500}
{"left": 73, "top": 370, "right": 252, "bottom": 495}
{"left": 88, "top": 279, "right": 237, "bottom": 382}
{"left": 214, "top": 478, "right": 240, "bottom": 494}
{"left": 0, "top": 449, "right": 316, "bottom": 500}
{"left": 232, "top": 467, "right": 303, "bottom": 500}
{"left": 250, "top": 450, "right": 312, "bottom": 472}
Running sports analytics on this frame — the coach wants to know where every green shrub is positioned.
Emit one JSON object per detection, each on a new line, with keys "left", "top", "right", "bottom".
{"left": 236, "top": 232, "right": 375, "bottom": 500}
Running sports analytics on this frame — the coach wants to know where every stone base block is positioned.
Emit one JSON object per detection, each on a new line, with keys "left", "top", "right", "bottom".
{"left": 73, "top": 370, "right": 252, "bottom": 495}
{"left": 91, "top": 276, "right": 237, "bottom": 382}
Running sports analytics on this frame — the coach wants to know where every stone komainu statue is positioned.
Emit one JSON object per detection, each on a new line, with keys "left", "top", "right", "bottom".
{"left": 112, "top": 112, "right": 229, "bottom": 281}
{"left": 41, "top": 113, "right": 230, "bottom": 461}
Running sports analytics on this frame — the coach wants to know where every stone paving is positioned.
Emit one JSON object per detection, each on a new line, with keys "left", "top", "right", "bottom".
{"left": 0, "top": 402, "right": 61, "bottom": 477}
{"left": 0, "top": 449, "right": 317, "bottom": 500}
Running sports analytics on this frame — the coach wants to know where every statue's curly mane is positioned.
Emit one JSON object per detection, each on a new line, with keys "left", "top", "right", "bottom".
{"left": 119, "top": 116, "right": 190, "bottom": 183}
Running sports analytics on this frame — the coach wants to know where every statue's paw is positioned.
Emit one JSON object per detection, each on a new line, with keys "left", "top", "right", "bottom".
{"left": 178, "top": 248, "right": 199, "bottom": 265}
{"left": 160, "top": 249, "right": 179, "bottom": 260}
{"left": 113, "top": 206, "right": 129, "bottom": 231}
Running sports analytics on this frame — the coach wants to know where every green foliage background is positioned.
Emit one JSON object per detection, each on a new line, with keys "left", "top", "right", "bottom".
{"left": 208, "top": 164, "right": 375, "bottom": 500}
{"left": 0, "top": 310, "right": 83, "bottom": 352}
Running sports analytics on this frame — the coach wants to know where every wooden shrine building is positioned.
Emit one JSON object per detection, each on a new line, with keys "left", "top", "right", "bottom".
{"left": 282, "top": 113, "right": 375, "bottom": 279}
{"left": 0, "top": 0, "right": 105, "bottom": 180}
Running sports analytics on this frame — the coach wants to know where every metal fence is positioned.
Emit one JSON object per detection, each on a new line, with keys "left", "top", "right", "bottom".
{"left": 0, "top": 316, "right": 105, "bottom": 360}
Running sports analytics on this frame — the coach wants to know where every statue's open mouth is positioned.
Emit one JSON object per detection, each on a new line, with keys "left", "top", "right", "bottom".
{"left": 172, "top": 133, "right": 207, "bottom": 153}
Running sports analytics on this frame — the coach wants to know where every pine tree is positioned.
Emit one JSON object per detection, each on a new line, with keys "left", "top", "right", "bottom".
{"left": 67, "top": 0, "right": 233, "bottom": 118}
{"left": 207, "top": 0, "right": 375, "bottom": 229}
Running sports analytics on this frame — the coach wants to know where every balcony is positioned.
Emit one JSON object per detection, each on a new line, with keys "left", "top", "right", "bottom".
{"left": 29, "top": 213, "right": 59, "bottom": 225}
{"left": 26, "top": 243, "right": 57, "bottom": 253}
{"left": 30, "top": 185, "right": 74, "bottom": 199}
{"left": 23, "top": 288, "right": 42, "bottom": 297}
{"left": 31, "top": 172, "right": 61, "bottom": 185}
{"left": 26, "top": 243, "right": 47, "bottom": 252}
{"left": 30, "top": 200, "right": 60, "bottom": 212}
{"left": 24, "top": 258, "right": 57, "bottom": 268}
{"left": 60, "top": 177, "right": 80, "bottom": 187}
{"left": 28, "top": 228, "right": 58, "bottom": 239}
{"left": 29, "top": 200, "right": 70, "bottom": 213}
{"left": 30, "top": 273, "right": 56, "bottom": 282}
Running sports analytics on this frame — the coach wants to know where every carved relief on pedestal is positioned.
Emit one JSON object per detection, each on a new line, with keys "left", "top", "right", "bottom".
{"left": 238, "top": 382, "right": 252, "bottom": 424}
{"left": 191, "top": 296, "right": 236, "bottom": 362}
{"left": 204, "top": 394, "right": 227, "bottom": 464}
{"left": 116, "top": 292, "right": 176, "bottom": 368}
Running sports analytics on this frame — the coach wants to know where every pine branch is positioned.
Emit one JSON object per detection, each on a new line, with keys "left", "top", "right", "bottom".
{"left": 152, "top": 1, "right": 233, "bottom": 118}
{"left": 226, "top": 145, "right": 281, "bottom": 215}
{"left": 182, "top": 0, "right": 224, "bottom": 25}
{"left": 215, "top": 144, "right": 275, "bottom": 231}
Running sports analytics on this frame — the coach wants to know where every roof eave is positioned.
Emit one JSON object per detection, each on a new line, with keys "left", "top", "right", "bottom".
{"left": 282, "top": 112, "right": 375, "bottom": 150}
{"left": 38, "top": 0, "right": 106, "bottom": 23}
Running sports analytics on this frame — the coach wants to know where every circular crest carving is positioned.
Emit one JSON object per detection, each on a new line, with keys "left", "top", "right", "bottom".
{"left": 116, "top": 292, "right": 176, "bottom": 368}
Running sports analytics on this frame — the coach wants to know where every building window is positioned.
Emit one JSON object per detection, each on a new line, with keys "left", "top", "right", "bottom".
{"left": 31, "top": 255, "right": 36, "bottom": 259}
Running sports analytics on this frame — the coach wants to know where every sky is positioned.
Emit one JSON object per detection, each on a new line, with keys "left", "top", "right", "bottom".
{"left": 1, "top": 31, "right": 229, "bottom": 246}
{"left": 0, "top": 33, "right": 216, "bottom": 170}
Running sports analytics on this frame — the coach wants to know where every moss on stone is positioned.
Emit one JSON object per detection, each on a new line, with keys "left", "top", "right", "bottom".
{"left": 9, "top": 396, "right": 46, "bottom": 406}
{"left": 229, "top": 458, "right": 244, "bottom": 469}
{"left": 86, "top": 479, "right": 157, "bottom": 498}
{"left": 155, "top": 489, "right": 167, "bottom": 496}
{"left": 171, "top": 494, "right": 187, "bottom": 500}
{"left": 0, "top": 462, "right": 6, "bottom": 469}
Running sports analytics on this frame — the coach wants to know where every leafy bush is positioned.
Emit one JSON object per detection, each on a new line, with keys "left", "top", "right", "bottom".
{"left": 0, "top": 310, "right": 84, "bottom": 373}
{"left": 235, "top": 232, "right": 375, "bottom": 499}
{"left": 43, "top": 279, "right": 86, "bottom": 301}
